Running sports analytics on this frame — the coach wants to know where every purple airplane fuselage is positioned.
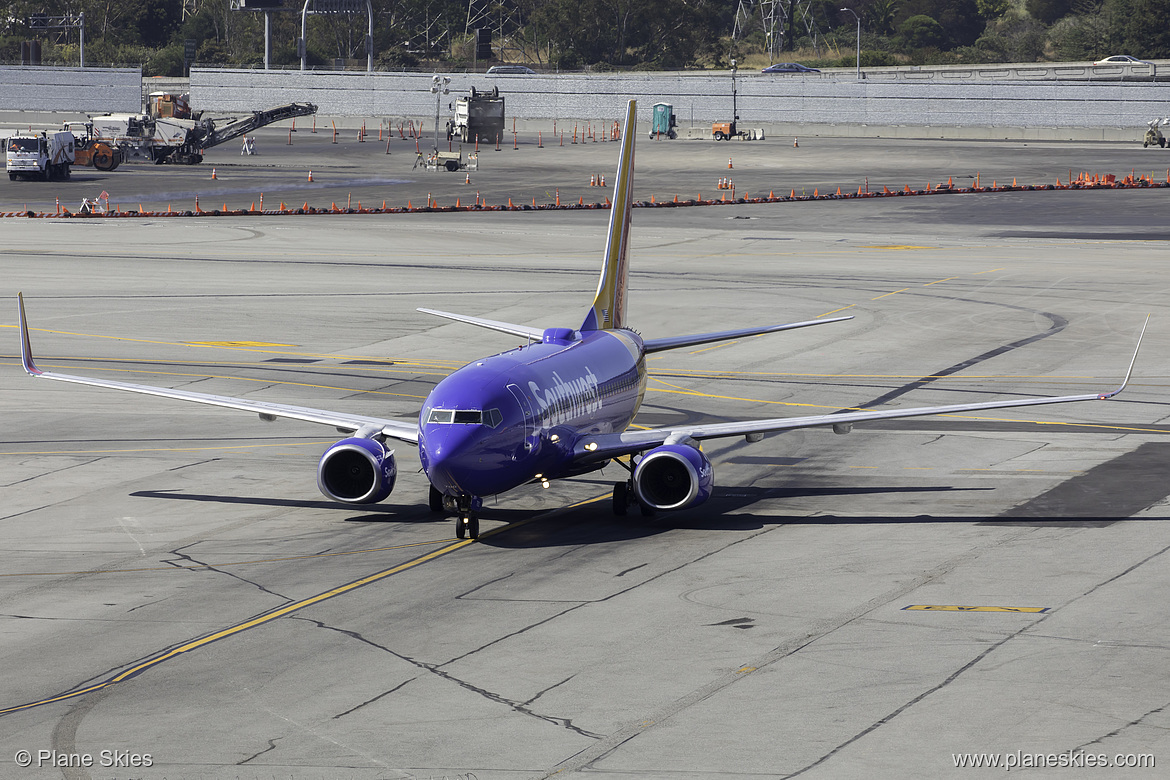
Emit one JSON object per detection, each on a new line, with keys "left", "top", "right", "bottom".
{"left": 419, "top": 327, "right": 646, "bottom": 498}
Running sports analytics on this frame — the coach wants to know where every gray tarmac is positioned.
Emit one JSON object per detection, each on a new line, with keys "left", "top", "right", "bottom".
{"left": 1, "top": 129, "right": 1169, "bottom": 779}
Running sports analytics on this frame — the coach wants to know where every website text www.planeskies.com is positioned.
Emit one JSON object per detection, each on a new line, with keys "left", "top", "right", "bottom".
{"left": 953, "top": 749, "right": 1154, "bottom": 770}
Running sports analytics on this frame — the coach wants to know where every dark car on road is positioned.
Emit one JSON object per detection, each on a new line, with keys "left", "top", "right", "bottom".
{"left": 761, "top": 63, "right": 820, "bottom": 74}
{"left": 486, "top": 65, "right": 537, "bottom": 75}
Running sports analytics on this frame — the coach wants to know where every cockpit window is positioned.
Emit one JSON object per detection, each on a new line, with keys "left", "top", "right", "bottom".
{"left": 485, "top": 408, "right": 502, "bottom": 428}
{"left": 428, "top": 409, "right": 489, "bottom": 425}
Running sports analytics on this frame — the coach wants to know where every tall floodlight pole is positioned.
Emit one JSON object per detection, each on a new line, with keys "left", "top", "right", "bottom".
{"left": 731, "top": 58, "right": 738, "bottom": 132}
{"left": 840, "top": 7, "right": 860, "bottom": 80}
{"left": 431, "top": 74, "right": 450, "bottom": 154}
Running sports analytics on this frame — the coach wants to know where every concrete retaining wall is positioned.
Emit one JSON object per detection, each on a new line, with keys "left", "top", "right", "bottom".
{"left": 0, "top": 66, "right": 141, "bottom": 112}
{"left": 190, "top": 68, "right": 1164, "bottom": 137}
{"left": 0, "top": 66, "right": 1161, "bottom": 141}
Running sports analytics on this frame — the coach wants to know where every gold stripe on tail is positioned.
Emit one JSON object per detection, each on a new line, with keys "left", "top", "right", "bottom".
{"left": 582, "top": 99, "right": 637, "bottom": 332}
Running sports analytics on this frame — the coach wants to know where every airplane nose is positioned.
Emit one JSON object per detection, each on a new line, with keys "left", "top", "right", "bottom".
{"left": 421, "top": 424, "right": 483, "bottom": 494}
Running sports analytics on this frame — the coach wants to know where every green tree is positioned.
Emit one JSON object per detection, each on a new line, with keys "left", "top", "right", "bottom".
{"left": 976, "top": 0, "right": 1010, "bottom": 16}
{"left": 864, "top": 0, "right": 902, "bottom": 35}
{"left": 1123, "top": 0, "right": 1170, "bottom": 57}
{"left": 898, "top": 13, "right": 945, "bottom": 47}
{"left": 897, "top": 0, "right": 982, "bottom": 47}
{"left": 1026, "top": 0, "right": 1072, "bottom": 24}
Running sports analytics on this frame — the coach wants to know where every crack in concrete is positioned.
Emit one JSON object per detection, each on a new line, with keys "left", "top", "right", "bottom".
{"left": 1, "top": 456, "right": 103, "bottom": 489}
{"left": 1075, "top": 700, "right": 1169, "bottom": 750}
{"left": 615, "top": 563, "right": 647, "bottom": 577}
{"left": 783, "top": 536, "right": 1170, "bottom": 778}
{"left": 447, "top": 532, "right": 779, "bottom": 672}
{"left": 535, "top": 524, "right": 1040, "bottom": 779}
{"left": 333, "top": 678, "right": 416, "bottom": 720}
{"left": 525, "top": 675, "right": 575, "bottom": 707}
{"left": 292, "top": 617, "right": 602, "bottom": 740}
{"left": 168, "top": 542, "right": 292, "bottom": 601}
{"left": 238, "top": 736, "right": 281, "bottom": 765}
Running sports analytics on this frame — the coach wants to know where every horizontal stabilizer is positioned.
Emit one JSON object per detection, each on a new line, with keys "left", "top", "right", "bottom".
{"left": 643, "top": 315, "right": 854, "bottom": 354}
{"left": 417, "top": 308, "right": 544, "bottom": 341}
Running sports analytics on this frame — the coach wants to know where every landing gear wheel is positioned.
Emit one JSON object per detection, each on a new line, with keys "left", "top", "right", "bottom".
{"left": 613, "top": 481, "right": 629, "bottom": 516}
{"left": 429, "top": 485, "right": 444, "bottom": 513}
{"left": 456, "top": 514, "right": 479, "bottom": 539}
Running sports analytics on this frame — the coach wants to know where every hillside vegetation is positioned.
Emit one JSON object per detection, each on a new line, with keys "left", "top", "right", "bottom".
{"left": 1, "top": 0, "right": 1166, "bottom": 75}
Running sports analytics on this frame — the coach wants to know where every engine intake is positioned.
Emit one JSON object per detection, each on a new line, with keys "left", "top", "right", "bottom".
{"left": 633, "top": 443, "right": 713, "bottom": 511}
{"left": 317, "top": 437, "right": 397, "bottom": 504}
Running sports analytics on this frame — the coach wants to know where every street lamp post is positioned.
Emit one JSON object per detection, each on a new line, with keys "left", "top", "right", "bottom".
{"left": 840, "top": 7, "right": 860, "bottom": 81}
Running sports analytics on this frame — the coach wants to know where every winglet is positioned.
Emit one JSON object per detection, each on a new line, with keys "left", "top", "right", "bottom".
{"left": 16, "top": 293, "right": 42, "bottom": 376}
{"left": 1098, "top": 315, "right": 1149, "bottom": 399}
{"left": 582, "top": 99, "right": 637, "bottom": 332}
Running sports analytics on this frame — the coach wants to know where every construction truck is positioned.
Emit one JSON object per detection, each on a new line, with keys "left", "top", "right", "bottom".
{"left": 6, "top": 131, "right": 75, "bottom": 181}
{"left": 84, "top": 98, "right": 317, "bottom": 165}
{"left": 1143, "top": 118, "right": 1167, "bottom": 148}
{"left": 452, "top": 86, "right": 505, "bottom": 144}
{"left": 63, "top": 121, "right": 124, "bottom": 171}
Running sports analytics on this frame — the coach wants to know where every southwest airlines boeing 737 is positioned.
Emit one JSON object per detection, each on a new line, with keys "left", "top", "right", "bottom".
{"left": 17, "top": 100, "right": 1145, "bottom": 539}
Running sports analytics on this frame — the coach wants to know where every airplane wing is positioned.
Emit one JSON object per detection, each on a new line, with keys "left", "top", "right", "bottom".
{"left": 574, "top": 319, "right": 1148, "bottom": 463}
{"left": 416, "top": 308, "right": 544, "bottom": 341}
{"left": 642, "top": 315, "right": 854, "bottom": 353}
{"left": 17, "top": 294, "right": 419, "bottom": 444}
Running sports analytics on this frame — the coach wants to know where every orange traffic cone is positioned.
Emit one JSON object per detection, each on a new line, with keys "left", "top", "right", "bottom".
{"left": 728, "top": 157, "right": 733, "bottom": 169}
{"left": 210, "top": 168, "right": 217, "bottom": 180}
{"left": 307, "top": 170, "right": 313, "bottom": 182}
{"left": 793, "top": 138, "right": 799, "bottom": 148}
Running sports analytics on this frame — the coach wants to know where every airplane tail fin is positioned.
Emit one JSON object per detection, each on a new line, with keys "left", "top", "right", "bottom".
{"left": 581, "top": 99, "right": 637, "bottom": 332}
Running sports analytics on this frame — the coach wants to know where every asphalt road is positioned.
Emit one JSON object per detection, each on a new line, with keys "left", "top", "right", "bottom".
{"left": 0, "top": 132, "right": 1167, "bottom": 779}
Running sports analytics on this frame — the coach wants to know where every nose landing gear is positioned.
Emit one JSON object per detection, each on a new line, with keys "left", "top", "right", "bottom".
{"left": 453, "top": 494, "right": 481, "bottom": 539}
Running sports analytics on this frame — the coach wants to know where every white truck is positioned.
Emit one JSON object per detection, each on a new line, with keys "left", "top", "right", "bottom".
{"left": 452, "top": 86, "right": 505, "bottom": 144}
{"left": 6, "top": 131, "right": 75, "bottom": 181}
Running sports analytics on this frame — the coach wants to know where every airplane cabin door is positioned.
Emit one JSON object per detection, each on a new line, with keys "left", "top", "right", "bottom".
{"left": 506, "top": 383, "right": 539, "bottom": 456}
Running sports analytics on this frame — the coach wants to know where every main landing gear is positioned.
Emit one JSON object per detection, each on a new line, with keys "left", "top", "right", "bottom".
{"left": 430, "top": 486, "right": 481, "bottom": 539}
{"left": 611, "top": 457, "right": 655, "bottom": 518}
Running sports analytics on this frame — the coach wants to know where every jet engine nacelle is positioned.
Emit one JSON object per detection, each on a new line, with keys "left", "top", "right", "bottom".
{"left": 633, "top": 443, "right": 713, "bottom": 511}
{"left": 317, "top": 437, "right": 397, "bottom": 504}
